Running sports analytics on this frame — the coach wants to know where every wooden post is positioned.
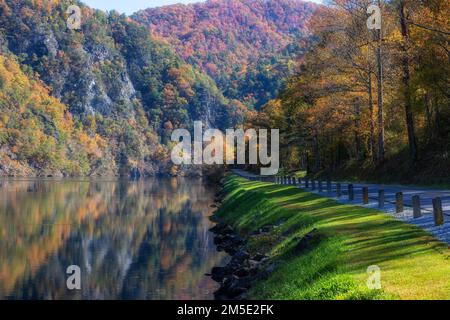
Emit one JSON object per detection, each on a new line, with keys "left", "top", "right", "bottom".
{"left": 378, "top": 190, "right": 385, "bottom": 209}
{"left": 432, "top": 197, "right": 444, "bottom": 226}
{"left": 318, "top": 180, "right": 323, "bottom": 192}
{"left": 362, "top": 187, "right": 369, "bottom": 204}
{"left": 327, "top": 180, "right": 332, "bottom": 193}
{"left": 412, "top": 195, "right": 422, "bottom": 218}
{"left": 348, "top": 184, "right": 354, "bottom": 201}
{"left": 305, "top": 179, "right": 309, "bottom": 188}
{"left": 336, "top": 183, "right": 341, "bottom": 197}
{"left": 395, "top": 192, "right": 404, "bottom": 213}
{"left": 312, "top": 180, "right": 316, "bottom": 190}
{"left": 293, "top": 177, "right": 297, "bottom": 186}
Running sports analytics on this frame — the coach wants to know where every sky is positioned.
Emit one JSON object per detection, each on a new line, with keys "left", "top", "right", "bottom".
{"left": 82, "top": 0, "right": 322, "bottom": 15}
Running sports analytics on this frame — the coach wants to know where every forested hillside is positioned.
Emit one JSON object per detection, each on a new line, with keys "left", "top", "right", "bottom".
{"left": 133, "top": 0, "right": 317, "bottom": 109}
{"left": 0, "top": 0, "right": 245, "bottom": 176}
{"left": 0, "top": 54, "right": 104, "bottom": 176}
{"left": 253, "top": 0, "right": 449, "bottom": 184}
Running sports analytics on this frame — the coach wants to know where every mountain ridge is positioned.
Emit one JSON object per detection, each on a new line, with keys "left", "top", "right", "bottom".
{"left": 133, "top": 0, "right": 318, "bottom": 109}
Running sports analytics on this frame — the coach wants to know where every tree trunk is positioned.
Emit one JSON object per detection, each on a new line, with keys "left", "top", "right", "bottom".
{"left": 399, "top": 1, "right": 418, "bottom": 162}
{"left": 375, "top": 0, "right": 385, "bottom": 163}
{"left": 313, "top": 130, "right": 320, "bottom": 171}
{"left": 424, "top": 93, "right": 433, "bottom": 142}
{"left": 354, "top": 104, "right": 362, "bottom": 161}
{"left": 368, "top": 72, "right": 376, "bottom": 162}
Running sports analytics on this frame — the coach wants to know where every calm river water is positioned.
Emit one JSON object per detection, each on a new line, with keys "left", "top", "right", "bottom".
{"left": 0, "top": 178, "right": 224, "bottom": 299}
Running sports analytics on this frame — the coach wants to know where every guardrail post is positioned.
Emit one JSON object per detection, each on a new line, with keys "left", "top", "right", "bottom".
{"left": 362, "top": 187, "right": 369, "bottom": 204}
{"left": 336, "top": 183, "right": 341, "bottom": 197}
{"left": 327, "top": 180, "right": 332, "bottom": 193}
{"left": 318, "top": 180, "right": 323, "bottom": 192}
{"left": 312, "top": 180, "right": 316, "bottom": 190}
{"left": 432, "top": 197, "right": 444, "bottom": 226}
{"left": 348, "top": 184, "right": 354, "bottom": 201}
{"left": 395, "top": 192, "right": 404, "bottom": 213}
{"left": 378, "top": 190, "right": 385, "bottom": 208}
{"left": 412, "top": 195, "right": 422, "bottom": 218}
{"left": 293, "top": 177, "right": 297, "bottom": 186}
{"left": 305, "top": 179, "right": 309, "bottom": 188}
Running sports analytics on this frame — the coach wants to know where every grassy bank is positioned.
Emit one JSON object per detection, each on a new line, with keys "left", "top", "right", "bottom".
{"left": 215, "top": 175, "right": 450, "bottom": 300}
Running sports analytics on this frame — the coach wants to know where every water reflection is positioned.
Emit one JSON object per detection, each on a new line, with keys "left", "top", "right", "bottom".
{"left": 0, "top": 178, "right": 224, "bottom": 299}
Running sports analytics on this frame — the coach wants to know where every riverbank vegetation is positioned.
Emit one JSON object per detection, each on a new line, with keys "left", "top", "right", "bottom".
{"left": 215, "top": 175, "right": 450, "bottom": 299}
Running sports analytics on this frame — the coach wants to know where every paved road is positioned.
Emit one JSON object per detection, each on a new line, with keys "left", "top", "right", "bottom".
{"left": 231, "top": 169, "right": 450, "bottom": 244}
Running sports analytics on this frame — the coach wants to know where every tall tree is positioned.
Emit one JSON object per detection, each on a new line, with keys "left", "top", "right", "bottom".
{"left": 398, "top": 0, "right": 418, "bottom": 162}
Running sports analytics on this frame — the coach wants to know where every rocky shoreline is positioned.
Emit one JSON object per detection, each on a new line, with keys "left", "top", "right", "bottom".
{"left": 207, "top": 189, "right": 273, "bottom": 300}
{"left": 208, "top": 222, "right": 273, "bottom": 300}
{"left": 207, "top": 183, "right": 322, "bottom": 300}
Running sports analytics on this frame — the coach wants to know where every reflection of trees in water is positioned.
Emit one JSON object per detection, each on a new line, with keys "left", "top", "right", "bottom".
{"left": 0, "top": 178, "right": 223, "bottom": 299}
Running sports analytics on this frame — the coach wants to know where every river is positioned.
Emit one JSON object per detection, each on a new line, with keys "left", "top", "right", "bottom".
{"left": 0, "top": 178, "right": 225, "bottom": 299}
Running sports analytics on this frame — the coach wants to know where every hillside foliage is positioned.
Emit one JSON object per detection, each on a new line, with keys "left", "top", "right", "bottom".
{"left": 0, "top": 54, "right": 104, "bottom": 175}
{"left": 133, "top": 0, "right": 317, "bottom": 109}
{"left": 0, "top": 0, "right": 246, "bottom": 176}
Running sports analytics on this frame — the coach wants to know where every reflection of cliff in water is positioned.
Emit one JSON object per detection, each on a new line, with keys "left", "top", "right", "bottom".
{"left": 0, "top": 178, "right": 224, "bottom": 300}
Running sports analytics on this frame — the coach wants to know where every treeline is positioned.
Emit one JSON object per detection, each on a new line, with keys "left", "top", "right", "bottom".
{"left": 253, "top": 0, "right": 449, "bottom": 183}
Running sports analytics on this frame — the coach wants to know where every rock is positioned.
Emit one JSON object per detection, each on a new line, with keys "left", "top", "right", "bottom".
{"left": 211, "top": 266, "right": 232, "bottom": 282}
{"left": 225, "top": 246, "right": 238, "bottom": 256}
{"left": 210, "top": 219, "right": 271, "bottom": 300}
{"left": 235, "top": 276, "right": 252, "bottom": 289}
{"left": 231, "top": 250, "right": 250, "bottom": 264}
{"left": 228, "top": 286, "right": 247, "bottom": 298}
{"left": 209, "top": 224, "right": 223, "bottom": 233}
{"left": 213, "top": 234, "right": 225, "bottom": 245}
{"left": 222, "top": 225, "right": 234, "bottom": 235}
{"left": 209, "top": 223, "right": 233, "bottom": 235}
{"left": 252, "top": 253, "right": 267, "bottom": 262}
{"left": 234, "top": 267, "right": 250, "bottom": 278}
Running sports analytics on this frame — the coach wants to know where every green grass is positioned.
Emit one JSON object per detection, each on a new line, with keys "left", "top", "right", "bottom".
{"left": 215, "top": 175, "right": 450, "bottom": 300}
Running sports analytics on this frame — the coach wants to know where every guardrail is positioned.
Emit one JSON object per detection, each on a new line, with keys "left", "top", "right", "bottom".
{"left": 232, "top": 170, "right": 447, "bottom": 227}
{"left": 273, "top": 176, "right": 446, "bottom": 226}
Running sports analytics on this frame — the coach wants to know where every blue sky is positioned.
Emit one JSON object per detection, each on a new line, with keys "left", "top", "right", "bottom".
{"left": 82, "top": 0, "right": 322, "bottom": 15}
